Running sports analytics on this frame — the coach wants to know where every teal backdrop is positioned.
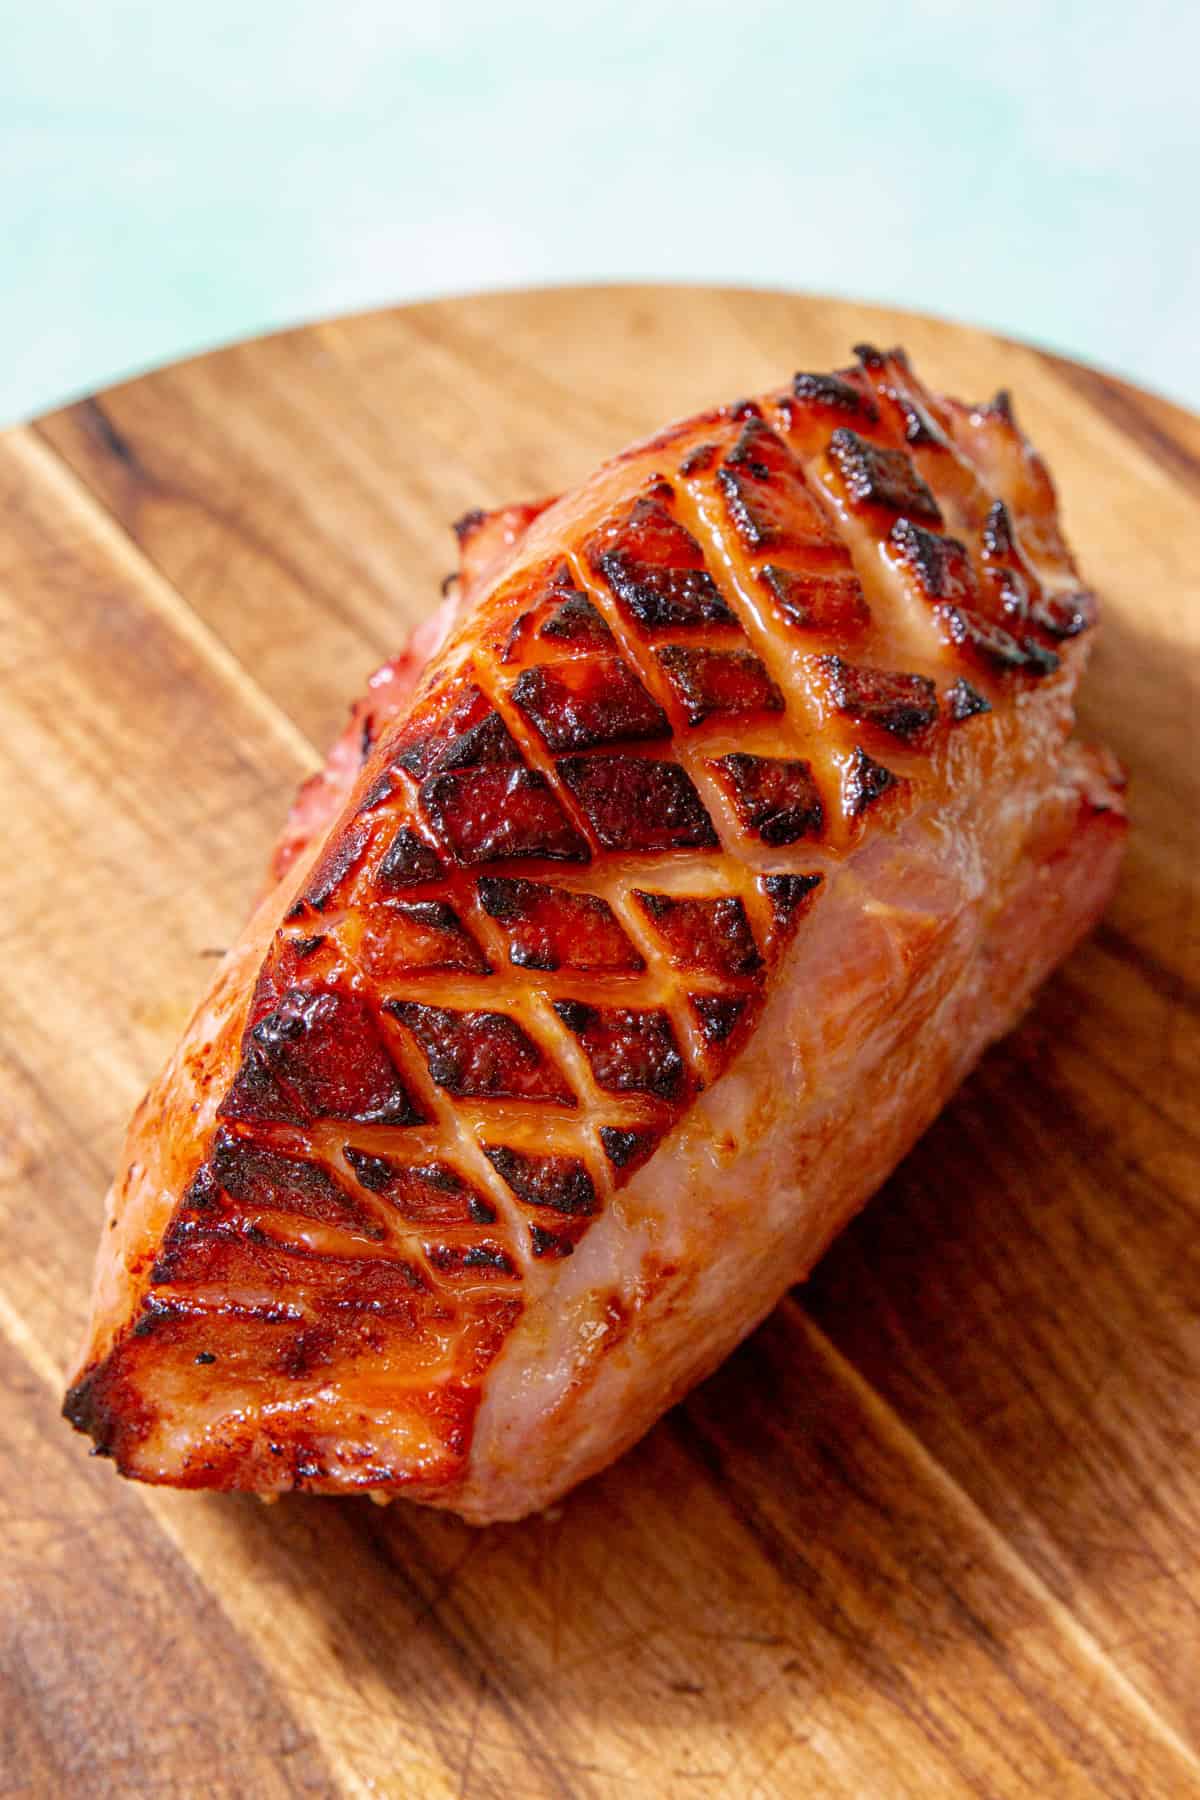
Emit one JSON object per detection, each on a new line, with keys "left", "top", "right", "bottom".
{"left": 4, "top": 1, "right": 1197, "bottom": 422}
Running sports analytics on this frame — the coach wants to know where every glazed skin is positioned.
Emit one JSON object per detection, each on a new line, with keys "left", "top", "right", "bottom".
{"left": 64, "top": 348, "right": 1127, "bottom": 1521}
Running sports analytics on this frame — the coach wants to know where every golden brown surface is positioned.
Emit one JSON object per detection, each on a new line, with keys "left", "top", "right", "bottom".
{"left": 2, "top": 287, "right": 1198, "bottom": 1795}
{"left": 61, "top": 339, "right": 1120, "bottom": 1513}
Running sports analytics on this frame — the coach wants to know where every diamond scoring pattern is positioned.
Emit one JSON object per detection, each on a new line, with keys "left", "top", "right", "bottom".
{"left": 143, "top": 346, "right": 1094, "bottom": 1467}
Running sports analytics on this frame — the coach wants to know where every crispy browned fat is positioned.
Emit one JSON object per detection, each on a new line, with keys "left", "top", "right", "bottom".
{"left": 65, "top": 347, "right": 1126, "bottom": 1522}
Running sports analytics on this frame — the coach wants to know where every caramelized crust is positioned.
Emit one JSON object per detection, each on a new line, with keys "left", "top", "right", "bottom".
{"left": 552, "top": 1001, "right": 688, "bottom": 1103}
{"left": 825, "top": 428, "right": 943, "bottom": 521}
{"left": 757, "top": 563, "right": 871, "bottom": 636}
{"left": 654, "top": 644, "right": 784, "bottom": 727}
{"left": 385, "top": 1002, "right": 576, "bottom": 1106}
{"left": 708, "top": 753, "right": 825, "bottom": 847}
{"left": 220, "top": 987, "right": 424, "bottom": 1130}
{"left": 815, "top": 655, "right": 939, "bottom": 743}
{"left": 511, "top": 655, "right": 669, "bottom": 750}
{"left": 558, "top": 753, "right": 718, "bottom": 851}
{"left": 477, "top": 876, "right": 642, "bottom": 973}
{"left": 420, "top": 764, "right": 590, "bottom": 865}
{"left": 587, "top": 488, "right": 739, "bottom": 631}
{"left": 65, "top": 344, "right": 1114, "bottom": 1508}
{"left": 631, "top": 891, "right": 762, "bottom": 981}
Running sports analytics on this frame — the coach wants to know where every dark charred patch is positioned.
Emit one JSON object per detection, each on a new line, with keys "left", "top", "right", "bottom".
{"left": 376, "top": 825, "right": 445, "bottom": 891}
{"left": 792, "top": 371, "right": 878, "bottom": 419}
{"left": 359, "top": 898, "right": 491, "bottom": 976}
{"left": 476, "top": 875, "right": 642, "bottom": 972}
{"left": 558, "top": 755, "right": 718, "bottom": 853}
{"left": 827, "top": 429, "right": 942, "bottom": 522}
{"left": 849, "top": 348, "right": 945, "bottom": 443}
{"left": 427, "top": 1241, "right": 517, "bottom": 1280}
{"left": 598, "top": 1125, "right": 660, "bottom": 1171}
{"left": 552, "top": 1001, "right": 686, "bottom": 1102}
{"left": 386, "top": 1001, "right": 575, "bottom": 1105}
{"left": 940, "top": 606, "right": 1060, "bottom": 675}
{"left": 436, "top": 710, "right": 520, "bottom": 772}
{"left": 717, "top": 418, "right": 836, "bottom": 554}
{"left": 883, "top": 389, "right": 941, "bottom": 447}
{"left": 679, "top": 441, "right": 720, "bottom": 476}
{"left": 1031, "top": 589, "right": 1097, "bottom": 638}
{"left": 453, "top": 507, "right": 488, "bottom": 544}
{"left": 654, "top": 645, "right": 784, "bottom": 726}
{"left": 499, "top": 562, "right": 606, "bottom": 662}
{"left": 421, "top": 765, "right": 591, "bottom": 865}
{"left": 723, "top": 416, "right": 777, "bottom": 478}
{"left": 538, "top": 589, "right": 613, "bottom": 646}
{"left": 342, "top": 1147, "right": 494, "bottom": 1226}
{"left": 529, "top": 1225, "right": 575, "bottom": 1258}
{"left": 301, "top": 823, "right": 370, "bottom": 912}
{"left": 221, "top": 987, "right": 424, "bottom": 1128}
{"left": 816, "top": 655, "right": 939, "bottom": 742}
{"left": 357, "top": 769, "right": 396, "bottom": 811}
{"left": 982, "top": 499, "right": 1016, "bottom": 559}
{"left": 483, "top": 1144, "right": 598, "bottom": 1216}
{"left": 587, "top": 493, "right": 736, "bottom": 632}
{"left": 292, "top": 933, "right": 325, "bottom": 960}
{"left": 1021, "top": 637, "right": 1062, "bottom": 674}
{"left": 845, "top": 746, "right": 899, "bottom": 816}
{"left": 977, "top": 502, "right": 1084, "bottom": 640}
{"left": 632, "top": 890, "right": 762, "bottom": 979}
{"left": 340, "top": 1145, "right": 394, "bottom": 1192}
{"left": 214, "top": 1040, "right": 306, "bottom": 1128}
{"left": 852, "top": 342, "right": 888, "bottom": 371}
{"left": 888, "top": 519, "right": 977, "bottom": 604}
{"left": 709, "top": 753, "right": 824, "bottom": 846}
{"left": 688, "top": 993, "right": 749, "bottom": 1047}
{"left": 946, "top": 677, "right": 991, "bottom": 721}
{"left": 391, "top": 684, "right": 520, "bottom": 780}
{"left": 592, "top": 555, "right": 735, "bottom": 633}
{"left": 512, "top": 657, "right": 669, "bottom": 750}
{"left": 62, "top": 1370, "right": 108, "bottom": 1445}
{"left": 133, "top": 1301, "right": 178, "bottom": 1332}
{"left": 211, "top": 1127, "right": 383, "bottom": 1239}
{"left": 760, "top": 873, "right": 823, "bottom": 945}
{"left": 181, "top": 1163, "right": 219, "bottom": 1211}
{"left": 758, "top": 564, "right": 871, "bottom": 636}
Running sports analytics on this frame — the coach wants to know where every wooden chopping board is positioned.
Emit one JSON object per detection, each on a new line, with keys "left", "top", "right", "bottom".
{"left": 2, "top": 286, "right": 1198, "bottom": 1798}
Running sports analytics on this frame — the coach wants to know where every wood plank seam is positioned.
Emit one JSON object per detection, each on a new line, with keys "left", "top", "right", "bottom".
{"left": 6, "top": 295, "right": 1195, "bottom": 1792}
{"left": 789, "top": 1300, "right": 1200, "bottom": 1782}
{"left": 4, "top": 426, "right": 322, "bottom": 776}
{"left": 3, "top": 400, "right": 620, "bottom": 1798}
{"left": 5, "top": 1218, "right": 1195, "bottom": 1793}
{"left": 0, "top": 1279, "right": 379, "bottom": 1800}
{"left": 0, "top": 1293, "right": 592, "bottom": 1798}
{"left": 1038, "top": 353, "right": 1200, "bottom": 504}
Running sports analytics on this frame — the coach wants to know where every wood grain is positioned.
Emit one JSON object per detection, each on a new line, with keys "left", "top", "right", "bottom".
{"left": 3, "top": 286, "right": 1197, "bottom": 1797}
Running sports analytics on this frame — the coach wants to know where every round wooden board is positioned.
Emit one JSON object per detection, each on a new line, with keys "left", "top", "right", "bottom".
{"left": 2, "top": 287, "right": 1198, "bottom": 1797}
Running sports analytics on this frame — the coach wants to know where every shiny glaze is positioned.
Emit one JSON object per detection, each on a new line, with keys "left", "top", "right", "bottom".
{"left": 64, "top": 348, "right": 1125, "bottom": 1516}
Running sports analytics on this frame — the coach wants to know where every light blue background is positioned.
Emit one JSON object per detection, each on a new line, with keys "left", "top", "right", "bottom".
{"left": 4, "top": 1, "right": 1198, "bottom": 424}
